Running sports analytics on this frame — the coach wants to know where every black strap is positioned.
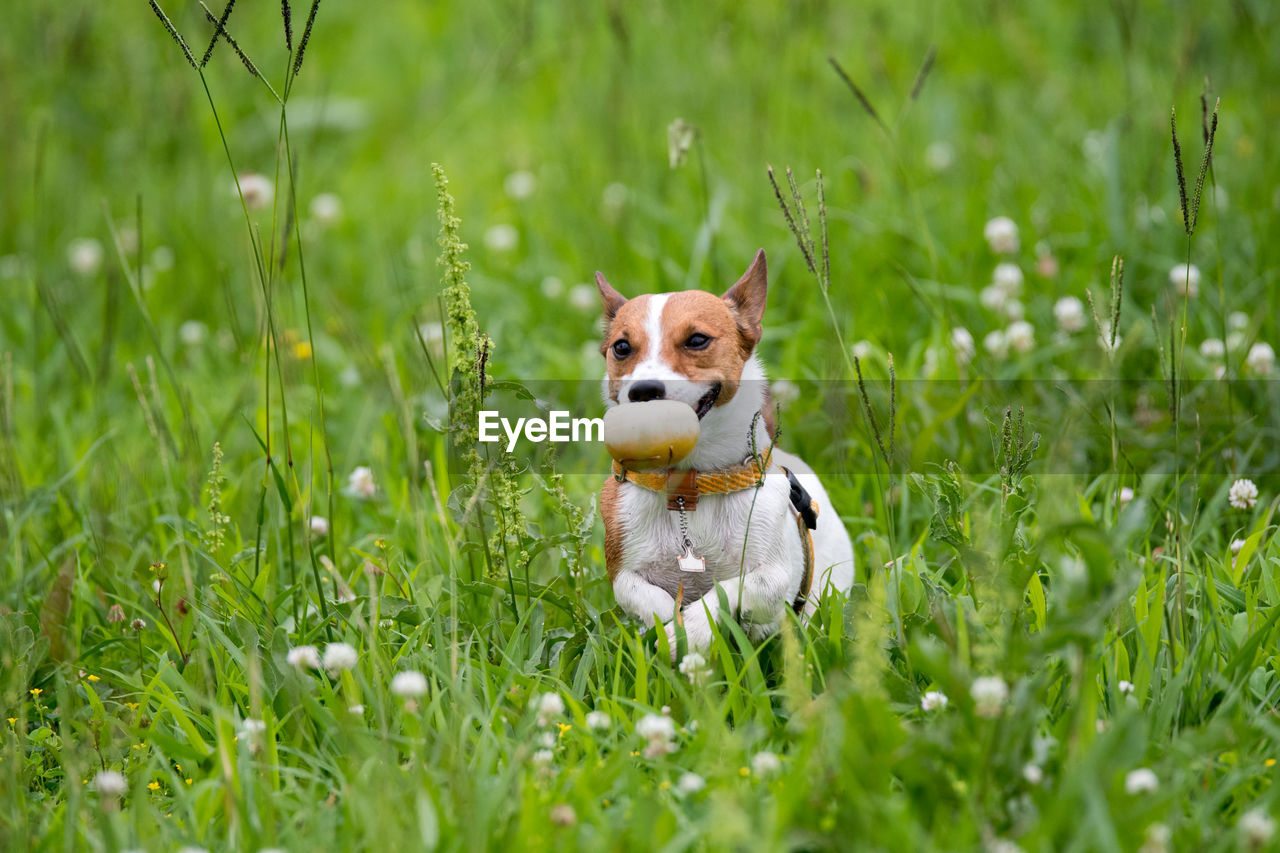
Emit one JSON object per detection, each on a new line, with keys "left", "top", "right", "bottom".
{"left": 784, "top": 468, "right": 818, "bottom": 530}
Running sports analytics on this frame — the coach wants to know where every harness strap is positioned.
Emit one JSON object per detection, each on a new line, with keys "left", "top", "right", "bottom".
{"left": 781, "top": 466, "right": 819, "bottom": 614}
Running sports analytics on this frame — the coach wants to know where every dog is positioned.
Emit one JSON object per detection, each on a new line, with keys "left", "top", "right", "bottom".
{"left": 595, "top": 249, "right": 854, "bottom": 658}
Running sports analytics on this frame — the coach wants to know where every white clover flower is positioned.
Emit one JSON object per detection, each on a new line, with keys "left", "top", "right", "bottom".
{"left": 483, "top": 224, "right": 519, "bottom": 253}
{"left": 1229, "top": 478, "right": 1259, "bottom": 510}
{"left": 600, "top": 182, "right": 629, "bottom": 221}
{"left": 676, "top": 772, "right": 706, "bottom": 794}
{"left": 678, "top": 652, "right": 711, "bottom": 685}
{"left": 391, "top": 670, "right": 428, "bottom": 698}
{"left": 540, "top": 275, "right": 564, "bottom": 298}
{"left": 923, "top": 347, "right": 940, "bottom": 377}
{"left": 1231, "top": 538, "right": 1246, "bottom": 555}
{"left": 1118, "top": 680, "right": 1134, "bottom": 695}
{"left": 239, "top": 718, "right": 267, "bottom": 752}
{"left": 750, "top": 750, "right": 782, "bottom": 776}
{"left": 531, "top": 748, "right": 555, "bottom": 766}
{"left": 634, "top": 712, "right": 675, "bottom": 737}
{"left": 549, "top": 803, "right": 577, "bottom": 827}
{"left": 1082, "top": 130, "right": 1107, "bottom": 164}
{"left": 130, "top": 618, "right": 147, "bottom": 631}
{"left": 984, "top": 216, "right": 1020, "bottom": 254}
{"left": 986, "top": 839, "right": 1025, "bottom": 853}
{"left": 920, "top": 691, "right": 949, "bottom": 712}
{"left": 1169, "top": 263, "right": 1201, "bottom": 298}
{"left": 93, "top": 770, "right": 128, "bottom": 796}
{"left": 951, "top": 327, "right": 975, "bottom": 365}
{"left": 1097, "top": 325, "right": 1123, "bottom": 355}
{"left": 1031, "top": 735, "right": 1058, "bottom": 765}
{"left": 1021, "top": 763, "right": 1044, "bottom": 785}
{"left": 568, "top": 283, "right": 597, "bottom": 312}
{"left": 339, "top": 365, "right": 361, "bottom": 388}
{"left": 68, "top": 238, "right": 104, "bottom": 276}
{"left": 925, "top": 141, "right": 955, "bottom": 172}
{"left": 416, "top": 322, "right": 445, "bottom": 358}
{"left": 348, "top": 704, "right": 365, "bottom": 715}
{"left": 504, "top": 170, "right": 537, "bottom": 200}
{"left": 309, "top": 516, "right": 329, "bottom": 537}
{"left": 1006, "top": 321, "right": 1035, "bottom": 354}
{"left": 1246, "top": 342, "right": 1275, "bottom": 375}
{"left": 1228, "top": 311, "right": 1250, "bottom": 331}
{"left": 980, "top": 285, "right": 1007, "bottom": 313}
{"left": 1036, "top": 250, "right": 1059, "bottom": 279}
{"left": 346, "top": 465, "right": 376, "bottom": 499}
{"left": 769, "top": 379, "right": 800, "bottom": 407}
{"left": 179, "top": 320, "right": 208, "bottom": 346}
{"left": 992, "top": 262, "right": 1024, "bottom": 294}
{"left": 117, "top": 227, "right": 140, "bottom": 253}
{"left": 322, "top": 642, "right": 358, "bottom": 673}
{"left": 1239, "top": 809, "right": 1277, "bottom": 849}
{"left": 1054, "top": 297, "right": 1087, "bottom": 334}
{"left": 851, "top": 339, "right": 874, "bottom": 361}
{"left": 1140, "top": 823, "right": 1171, "bottom": 853}
{"left": 535, "top": 691, "right": 565, "bottom": 726}
{"left": 309, "top": 192, "right": 343, "bottom": 226}
{"left": 1125, "top": 767, "right": 1159, "bottom": 795}
{"left": 235, "top": 173, "right": 274, "bottom": 210}
{"left": 983, "top": 329, "right": 1009, "bottom": 360}
{"left": 636, "top": 713, "right": 677, "bottom": 758}
{"left": 537, "top": 731, "right": 556, "bottom": 748}
{"left": 1003, "top": 299, "right": 1025, "bottom": 322}
{"left": 584, "top": 710, "right": 611, "bottom": 731}
{"left": 970, "top": 676, "right": 1008, "bottom": 718}
{"left": 1199, "top": 338, "right": 1226, "bottom": 359}
{"left": 1118, "top": 487, "right": 1134, "bottom": 506}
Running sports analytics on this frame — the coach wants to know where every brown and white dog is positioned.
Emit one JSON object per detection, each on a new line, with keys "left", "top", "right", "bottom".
{"left": 595, "top": 249, "right": 854, "bottom": 657}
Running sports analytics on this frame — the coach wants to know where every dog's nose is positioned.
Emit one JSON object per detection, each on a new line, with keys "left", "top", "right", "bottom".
{"left": 628, "top": 380, "right": 666, "bottom": 402}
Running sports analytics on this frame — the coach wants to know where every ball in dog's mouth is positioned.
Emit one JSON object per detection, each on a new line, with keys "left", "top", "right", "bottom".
{"left": 604, "top": 400, "right": 701, "bottom": 469}
{"left": 693, "top": 382, "right": 722, "bottom": 420}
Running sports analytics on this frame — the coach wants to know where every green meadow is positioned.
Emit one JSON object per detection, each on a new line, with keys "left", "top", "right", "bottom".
{"left": 2, "top": 1, "right": 1279, "bottom": 849}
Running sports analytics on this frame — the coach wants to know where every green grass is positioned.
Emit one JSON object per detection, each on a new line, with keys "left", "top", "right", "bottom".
{"left": 2, "top": 0, "right": 1280, "bottom": 850}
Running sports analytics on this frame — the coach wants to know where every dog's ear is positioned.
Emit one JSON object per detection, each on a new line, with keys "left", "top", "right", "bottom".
{"left": 595, "top": 272, "right": 627, "bottom": 322}
{"left": 722, "top": 249, "right": 768, "bottom": 349}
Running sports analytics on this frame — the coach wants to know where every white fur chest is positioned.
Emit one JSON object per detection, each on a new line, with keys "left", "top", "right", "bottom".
{"left": 614, "top": 471, "right": 800, "bottom": 602}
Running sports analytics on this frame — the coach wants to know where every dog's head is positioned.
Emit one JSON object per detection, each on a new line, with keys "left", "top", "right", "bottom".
{"left": 595, "top": 250, "right": 768, "bottom": 435}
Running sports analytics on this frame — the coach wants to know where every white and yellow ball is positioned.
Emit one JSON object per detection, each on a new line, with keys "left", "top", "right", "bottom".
{"left": 603, "top": 401, "right": 700, "bottom": 470}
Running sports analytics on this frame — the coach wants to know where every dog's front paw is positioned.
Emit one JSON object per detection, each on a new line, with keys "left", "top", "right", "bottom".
{"left": 661, "top": 619, "right": 680, "bottom": 662}
{"left": 677, "top": 605, "right": 715, "bottom": 657}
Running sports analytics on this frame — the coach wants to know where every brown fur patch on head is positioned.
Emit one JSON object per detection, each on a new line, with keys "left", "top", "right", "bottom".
{"left": 657, "top": 291, "right": 750, "bottom": 405}
{"left": 601, "top": 293, "right": 654, "bottom": 402}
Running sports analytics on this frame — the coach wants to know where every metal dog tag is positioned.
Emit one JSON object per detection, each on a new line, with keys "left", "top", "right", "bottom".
{"left": 677, "top": 545, "right": 706, "bottom": 573}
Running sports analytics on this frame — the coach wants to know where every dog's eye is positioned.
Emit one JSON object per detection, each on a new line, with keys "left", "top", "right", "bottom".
{"left": 611, "top": 339, "right": 632, "bottom": 358}
{"left": 685, "top": 333, "right": 711, "bottom": 350}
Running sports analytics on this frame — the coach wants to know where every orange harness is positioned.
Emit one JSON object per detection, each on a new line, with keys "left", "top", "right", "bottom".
{"left": 611, "top": 447, "right": 818, "bottom": 613}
